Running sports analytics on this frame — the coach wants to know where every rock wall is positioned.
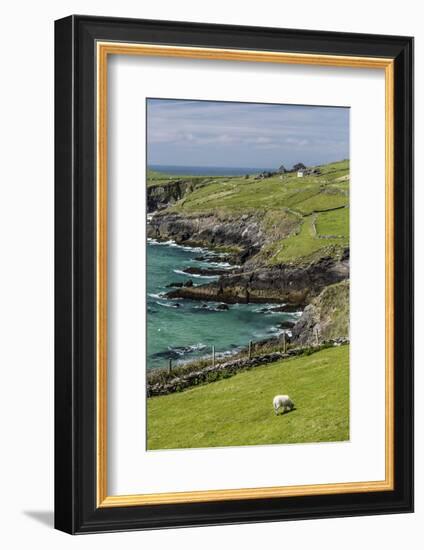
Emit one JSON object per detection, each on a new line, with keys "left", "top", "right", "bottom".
{"left": 147, "top": 341, "right": 349, "bottom": 397}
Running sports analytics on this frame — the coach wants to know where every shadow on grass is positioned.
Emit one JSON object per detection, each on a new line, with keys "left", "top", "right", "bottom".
{"left": 275, "top": 407, "right": 297, "bottom": 416}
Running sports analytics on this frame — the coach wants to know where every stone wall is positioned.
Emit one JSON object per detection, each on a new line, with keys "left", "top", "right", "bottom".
{"left": 147, "top": 339, "right": 349, "bottom": 397}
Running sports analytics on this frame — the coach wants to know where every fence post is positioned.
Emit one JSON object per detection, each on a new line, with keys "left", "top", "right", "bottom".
{"left": 249, "top": 340, "right": 252, "bottom": 359}
{"left": 314, "top": 327, "right": 319, "bottom": 346}
{"left": 212, "top": 345, "right": 215, "bottom": 367}
{"left": 282, "top": 332, "right": 286, "bottom": 353}
{"left": 168, "top": 359, "right": 172, "bottom": 374}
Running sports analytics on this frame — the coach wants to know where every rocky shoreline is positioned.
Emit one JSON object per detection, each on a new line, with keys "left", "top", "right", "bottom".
{"left": 165, "top": 253, "right": 348, "bottom": 306}
{"left": 146, "top": 176, "right": 350, "bottom": 353}
{"left": 147, "top": 210, "right": 349, "bottom": 307}
{"left": 147, "top": 211, "right": 264, "bottom": 262}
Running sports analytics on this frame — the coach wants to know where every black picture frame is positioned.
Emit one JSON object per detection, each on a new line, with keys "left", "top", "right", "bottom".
{"left": 55, "top": 15, "right": 414, "bottom": 534}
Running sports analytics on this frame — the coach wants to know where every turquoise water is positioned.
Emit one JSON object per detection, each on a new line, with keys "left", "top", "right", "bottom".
{"left": 146, "top": 240, "right": 300, "bottom": 370}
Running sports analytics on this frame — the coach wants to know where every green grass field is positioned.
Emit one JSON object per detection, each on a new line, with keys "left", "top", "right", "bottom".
{"left": 148, "top": 160, "right": 350, "bottom": 265}
{"left": 316, "top": 207, "right": 349, "bottom": 237}
{"left": 146, "top": 169, "right": 220, "bottom": 187}
{"left": 147, "top": 345, "right": 349, "bottom": 450}
{"left": 261, "top": 213, "right": 348, "bottom": 264}
{"left": 163, "top": 160, "right": 349, "bottom": 215}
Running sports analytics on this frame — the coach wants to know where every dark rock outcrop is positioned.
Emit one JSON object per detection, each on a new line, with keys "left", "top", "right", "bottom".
{"left": 147, "top": 204, "right": 349, "bottom": 309}
{"left": 277, "top": 320, "right": 296, "bottom": 329}
{"left": 181, "top": 266, "right": 240, "bottom": 276}
{"left": 147, "top": 180, "right": 193, "bottom": 212}
{"left": 166, "top": 253, "right": 349, "bottom": 306}
{"left": 147, "top": 178, "right": 216, "bottom": 212}
{"left": 147, "top": 212, "right": 264, "bottom": 262}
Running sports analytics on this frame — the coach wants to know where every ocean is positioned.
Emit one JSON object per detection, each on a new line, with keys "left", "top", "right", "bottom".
{"left": 146, "top": 239, "right": 300, "bottom": 370}
{"left": 149, "top": 165, "right": 274, "bottom": 176}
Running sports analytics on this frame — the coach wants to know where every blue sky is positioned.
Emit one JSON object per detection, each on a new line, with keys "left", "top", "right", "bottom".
{"left": 147, "top": 99, "right": 349, "bottom": 170}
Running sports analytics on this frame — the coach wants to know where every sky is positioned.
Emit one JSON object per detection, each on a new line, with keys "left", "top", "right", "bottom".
{"left": 147, "top": 99, "right": 349, "bottom": 170}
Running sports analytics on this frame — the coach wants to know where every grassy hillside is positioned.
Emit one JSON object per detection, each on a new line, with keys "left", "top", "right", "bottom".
{"left": 149, "top": 160, "right": 349, "bottom": 265}
{"left": 147, "top": 169, "right": 224, "bottom": 188}
{"left": 260, "top": 212, "right": 348, "bottom": 265}
{"left": 168, "top": 160, "right": 348, "bottom": 214}
{"left": 147, "top": 345, "right": 349, "bottom": 450}
{"left": 316, "top": 207, "right": 349, "bottom": 237}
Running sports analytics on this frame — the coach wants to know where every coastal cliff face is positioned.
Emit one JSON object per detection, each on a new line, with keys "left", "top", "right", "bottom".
{"left": 291, "top": 280, "right": 350, "bottom": 344}
{"left": 147, "top": 177, "right": 221, "bottom": 212}
{"left": 147, "top": 211, "right": 265, "bottom": 261}
{"left": 147, "top": 209, "right": 349, "bottom": 306}
{"left": 147, "top": 180, "right": 194, "bottom": 212}
{"left": 146, "top": 167, "right": 350, "bottom": 311}
{"left": 166, "top": 254, "right": 348, "bottom": 306}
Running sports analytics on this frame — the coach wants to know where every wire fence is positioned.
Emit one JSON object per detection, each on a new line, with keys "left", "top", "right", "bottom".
{"left": 165, "top": 332, "right": 289, "bottom": 373}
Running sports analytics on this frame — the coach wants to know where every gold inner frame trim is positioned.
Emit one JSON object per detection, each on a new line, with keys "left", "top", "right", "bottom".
{"left": 96, "top": 42, "right": 395, "bottom": 508}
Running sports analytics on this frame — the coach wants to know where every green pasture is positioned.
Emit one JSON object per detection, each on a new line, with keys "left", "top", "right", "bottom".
{"left": 147, "top": 345, "right": 349, "bottom": 450}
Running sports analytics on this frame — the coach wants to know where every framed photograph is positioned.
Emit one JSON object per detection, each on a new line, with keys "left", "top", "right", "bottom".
{"left": 54, "top": 15, "right": 413, "bottom": 534}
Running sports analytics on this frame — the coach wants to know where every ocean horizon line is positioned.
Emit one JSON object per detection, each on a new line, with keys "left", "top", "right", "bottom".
{"left": 148, "top": 164, "right": 275, "bottom": 176}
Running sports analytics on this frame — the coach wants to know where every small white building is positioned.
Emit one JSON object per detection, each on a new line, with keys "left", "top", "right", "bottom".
{"left": 297, "top": 169, "right": 306, "bottom": 177}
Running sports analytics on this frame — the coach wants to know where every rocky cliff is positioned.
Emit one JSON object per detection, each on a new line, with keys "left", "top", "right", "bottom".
{"left": 166, "top": 253, "right": 348, "bottom": 306}
{"left": 147, "top": 178, "right": 220, "bottom": 212}
{"left": 147, "top": 181, "right": 193, "bottom": 212}
{"left": 147, "top": 207, "right": 302, "bottom": 263}
{"left": 147, "top": 211, "right": 265, "bottom": 261}
{"left": 147, "top": 209, "right": 349, "bottom": 307}
{"left": 147, "top": 166, "right": 351, "bottom": 314}
{"left": 291, "top": 280, "right": 349, "bottom": 344}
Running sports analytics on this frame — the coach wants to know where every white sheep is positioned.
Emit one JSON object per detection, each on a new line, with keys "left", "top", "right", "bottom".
{"left": 273, "top": 395, "right": 295, "bottom": 415}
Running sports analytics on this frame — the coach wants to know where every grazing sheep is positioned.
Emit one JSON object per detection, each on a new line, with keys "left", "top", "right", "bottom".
{"left": 273, "top": 395, "right": 295, "bottom": 415}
